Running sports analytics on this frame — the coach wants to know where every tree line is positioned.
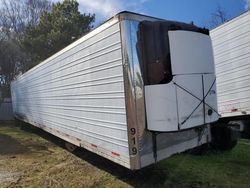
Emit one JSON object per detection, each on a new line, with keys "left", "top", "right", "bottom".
{"left": 0, "top": 1, "right": 228, "bottom": 99}
{"left": 0, "top": 0, "right": 95, "bottom": 98}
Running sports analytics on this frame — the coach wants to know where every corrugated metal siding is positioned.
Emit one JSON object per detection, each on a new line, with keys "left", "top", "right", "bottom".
{"left": 211, "top": 11, "right": 250, "bottom": 117}
{"left": 11, "top": 21, "right": 129, "bottom": 160}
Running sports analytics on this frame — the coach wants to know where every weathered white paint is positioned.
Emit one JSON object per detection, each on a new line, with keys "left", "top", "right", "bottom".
{"left": 211, "top": 11, "right": 250, "bottom": 118}
{"left": 145, "top": 31, "right": 218, "bottom": 132}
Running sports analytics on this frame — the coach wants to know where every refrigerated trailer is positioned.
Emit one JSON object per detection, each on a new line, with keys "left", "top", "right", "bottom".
{"left": 12, "top": 12, "right": 221, "bottom": 170}
{"left": 210, "top": 10, "right": 250, "bottom": 135}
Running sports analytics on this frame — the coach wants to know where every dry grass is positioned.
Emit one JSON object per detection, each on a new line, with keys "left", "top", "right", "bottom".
{"left": 1, "top": 121, "right": 250, "bottom": 188}
{"left": 0, "top": 122, "right": 130, "bottom": 188}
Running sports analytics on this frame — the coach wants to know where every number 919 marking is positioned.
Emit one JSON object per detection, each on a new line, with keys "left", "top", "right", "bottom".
{"left": 130, "top": 128, "right": 137, "bottom": 155}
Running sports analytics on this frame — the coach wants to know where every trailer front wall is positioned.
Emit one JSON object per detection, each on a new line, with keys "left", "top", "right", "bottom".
{"left": 120, "top": 15, "right": 210, "bottom": 168}
{"left": 11, "top": 19, "right": 130, "bottom": 168}
{"left": 211, "top": 11, "right": 250, "bottom": 117}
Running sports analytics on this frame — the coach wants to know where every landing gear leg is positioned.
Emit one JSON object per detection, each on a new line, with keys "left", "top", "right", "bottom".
{"left": 65, "top": 142, "right": 77, "bottom": 152}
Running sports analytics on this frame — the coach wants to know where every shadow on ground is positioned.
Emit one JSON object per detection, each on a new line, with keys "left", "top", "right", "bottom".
{"left": 12, "top": 121, "right": 168, "bottom": 187}
{"left": 2, "top": 121, "right": 250, "bottom": 187}
{"left": 0, "top": 133, "right": 29, "bottom": 155}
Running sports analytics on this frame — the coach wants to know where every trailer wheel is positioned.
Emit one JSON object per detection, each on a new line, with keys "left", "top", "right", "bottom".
{"left": 231, "top": 120, "right": 250, "bottom": 139}
{"left": 211, "top": 124, "right": 238, "bottom": 151}
{"left": 65, "top": 142, "right": 77, "bottom": 152}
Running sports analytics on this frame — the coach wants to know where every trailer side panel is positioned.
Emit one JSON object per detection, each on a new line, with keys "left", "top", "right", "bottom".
{"left": 11, "top": 19, "right": 130, "bottom": 168}
{"left": 211, "top": 11, "right": 250, "bottom": 118}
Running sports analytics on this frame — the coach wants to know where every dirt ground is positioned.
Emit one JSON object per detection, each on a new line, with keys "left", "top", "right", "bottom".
{"left": 0, "top": 121, "right": 250, "bottom": 188}
{"left": 0, "top": 122, "right": 133, "bottom": 188}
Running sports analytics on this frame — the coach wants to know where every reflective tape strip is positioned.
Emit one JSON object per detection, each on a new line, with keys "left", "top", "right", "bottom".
{"left": 111, "top": 151, "right": 120, "bottom": 157}
{"left": 231, "top": 108, "right": 239, "bottom": 112}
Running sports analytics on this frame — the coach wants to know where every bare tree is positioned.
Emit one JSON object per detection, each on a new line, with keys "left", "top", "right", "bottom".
{"left": 0, "top": 38, "right": 26, "bottom": 97}
{"left": 209, "top": 6, "right": 228, "bottom": 29}
{"left": 0, "top": 0, "right": 51, "bottom": 40}
{"left": 0, "top": 0, "right": 51, "bottom": 92}
{"left": 25, "top": 0, "right": 51, "bottom": 28}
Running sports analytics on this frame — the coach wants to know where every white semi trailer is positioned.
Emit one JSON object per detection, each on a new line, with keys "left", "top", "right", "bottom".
{"left": 12, "top": 12, "right": 228, "bottom": 170}
{"left": 210, "top": 10, "right": 250, "bottom": 136}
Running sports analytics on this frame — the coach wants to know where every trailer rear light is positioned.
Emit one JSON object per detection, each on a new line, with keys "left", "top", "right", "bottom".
{"left": 231, "top": 108, "right": 238, "bottom": 112}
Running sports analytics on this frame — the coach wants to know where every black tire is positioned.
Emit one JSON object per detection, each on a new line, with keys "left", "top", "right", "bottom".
{"left": 241, "top": 119, "right": 250, "bottom": 138}
{"left": 228, "top": 120, "right": 250, "bottom": 139}
{"left": 210, "top": 124, "right": 238, "bottom": 151}
{"left": 241, "top": 131, "right": 250, "bottom": 139}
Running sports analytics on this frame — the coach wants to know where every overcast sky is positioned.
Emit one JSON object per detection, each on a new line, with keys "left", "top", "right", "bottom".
{"left": 52, "top": 0, "right": 249, "bottom": 27}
